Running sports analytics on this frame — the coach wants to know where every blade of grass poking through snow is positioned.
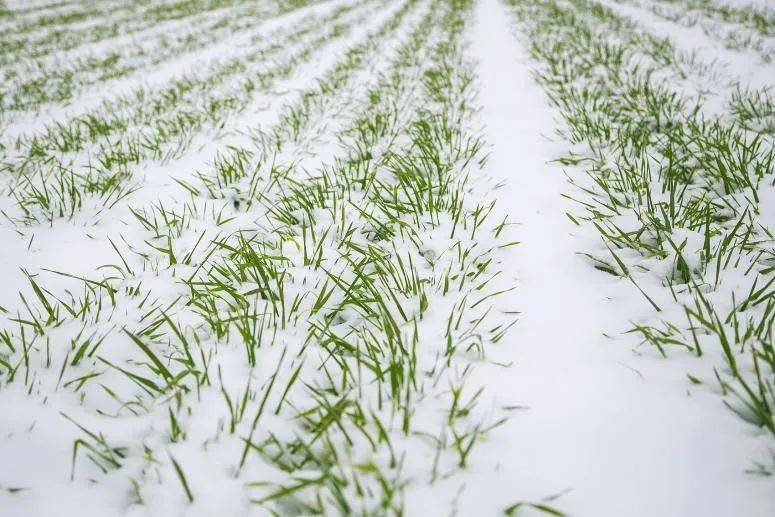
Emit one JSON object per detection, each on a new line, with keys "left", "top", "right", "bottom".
{"left": 169, "top": 453, "right": 194, "bottom": 504}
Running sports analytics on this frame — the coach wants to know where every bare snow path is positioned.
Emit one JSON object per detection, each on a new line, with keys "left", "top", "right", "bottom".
{"left": 459, "top": 0, "right": 775, "bottom": 515}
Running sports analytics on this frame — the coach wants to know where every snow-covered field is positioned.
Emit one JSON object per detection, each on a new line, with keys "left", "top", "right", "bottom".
{"left": 0, "top": 0, "right": 773, "bottom": 515}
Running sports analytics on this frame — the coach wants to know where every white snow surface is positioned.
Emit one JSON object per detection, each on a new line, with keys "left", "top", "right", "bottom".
{"left": 0, "top": 0, "right": 773, "bottom": 515}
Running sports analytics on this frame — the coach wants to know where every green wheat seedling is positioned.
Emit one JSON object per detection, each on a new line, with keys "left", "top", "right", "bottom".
{"left": 730, "top": 87, "right": 775, "bottom": 135}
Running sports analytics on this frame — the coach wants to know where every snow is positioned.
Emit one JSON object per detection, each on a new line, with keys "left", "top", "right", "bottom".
{"left": 0, "top": 0, "right": 773, "bottom": 515}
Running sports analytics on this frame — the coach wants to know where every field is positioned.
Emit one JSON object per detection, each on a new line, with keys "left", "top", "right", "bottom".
{"left": 0, "top": 0, "right": 773, "bottom": 515}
